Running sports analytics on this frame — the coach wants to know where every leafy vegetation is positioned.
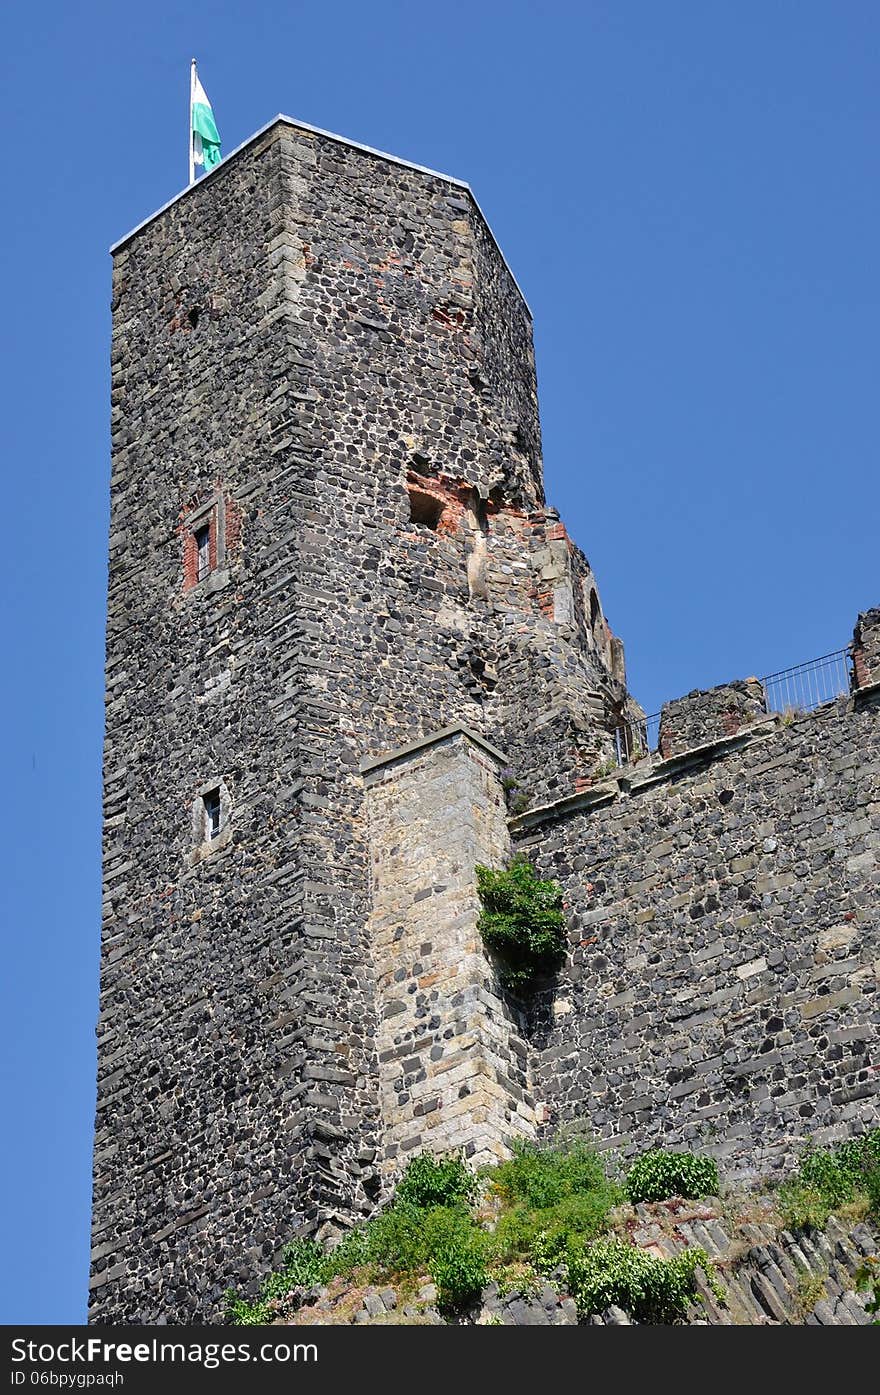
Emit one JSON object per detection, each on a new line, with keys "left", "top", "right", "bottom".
{"left": 855, "top": 1257, "right": 880, "bottom": 1324}
{"left": 490, "top": 1140, "right": 623, "bottom": 1272}
{"left": 625, "top": 1150, "right": 719, "bottom": 1204}
{"left": 776, "top": 1128, "right": 880, "bottom": 1232}
{"left": 429, "top": 1234, "right": 488, "bottom": 1311}
{"left": 224, "top": 1138, "right": 726, "bottom": 1325}
{"left": 566, "top": 1237, "right": 722, "bottom": 1323}
{"left": 475, "top": 856, "right": 567, "bottom": 992}
{"left": 225, "top": 1127, "right": 880, "bottom": 1326}
{"left": 395, "top": 1151, "right": 476, "bottom": 1210}
{"left": 498, "top": 767, "right": 532, "bottom": 815}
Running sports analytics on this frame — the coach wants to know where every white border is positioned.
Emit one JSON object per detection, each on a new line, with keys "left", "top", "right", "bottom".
{"left": 110, "top": 114, "right": 531, "bottom": 317}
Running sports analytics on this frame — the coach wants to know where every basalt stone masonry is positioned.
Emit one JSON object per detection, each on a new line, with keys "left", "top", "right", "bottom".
{"left": 93, "top": 118, "right": 630, "bottom": 1322}
{"left": 658, "top": 677, "right": 767, "bottom": 759}
{"left": 514, "top": 682, "right": 880, "bottom": 1177}
{"left": 94, "top": 115, "right": 878, "bottom": 1325}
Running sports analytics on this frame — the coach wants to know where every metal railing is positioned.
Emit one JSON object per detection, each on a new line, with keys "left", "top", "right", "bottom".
{"left": 614, "top": 646, "right": 853, "bottom": 767}
{"left": 614, "top": 711, "right": 660, "bottom": 766}
{"left": 761, "top": 647, "right": 853, "bottom": 717}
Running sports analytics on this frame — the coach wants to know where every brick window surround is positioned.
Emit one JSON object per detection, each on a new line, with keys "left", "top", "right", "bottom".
{"left": 183, "top": 490, "right": 227, "bottom": 590}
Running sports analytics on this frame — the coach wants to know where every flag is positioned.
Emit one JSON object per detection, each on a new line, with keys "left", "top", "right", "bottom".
{"left": 191, "top": 69, "right": 221, "bottom": 175}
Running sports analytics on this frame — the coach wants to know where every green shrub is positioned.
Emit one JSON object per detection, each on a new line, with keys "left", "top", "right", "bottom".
{"left": 224, "top": 1289, "right": 272, "bottom": 1325}
{"left": 566, "top": 1236, "right": 722, "bottom": 1323}
{"left": 798, "top": 1129, "right": 880, "bottom": 1210}
{"left": 276, "top": 1236, "right": 330, "bottom": 1288}
{"left": 777, "top": 1182, "right": 832, "bottom": 1233}
{"left": 366, "top": 1202, "right": 480, "bottom": 1276}
{"left": 863, "top": 1166, "right": 880, "bottom": 1218}
{"left": 493, "top": 1189, "right": 621, "bottom": 1273}
{"left": 368, "top": 1201, "right": 487, "bottom": 1308}
{"left": 625, "top": 1150, "right": 719, "bottom": 1204}
{"left": 364, "top": 1202, "right": 434, "bottom": 1273}
{"left": 799, "top": 1150, "right": 858, "bottom": 1207}
{"left": 475, "top": 857, "right": 566, "bottom": 992}
{"left": 493, "top": 1140, "right": 609, "bottom": 1209}
{"left": 490, "top": 1142, "right": 622, "bottom": 1272}
{"left": 429, "top": 1234, "right": 488, "bottom": 1311}
{"left": 395, "top": 1151, "right": 476, "bottom": 1210}
{"left": 855, "top": 1257, "right": 880, "bottom": 1323}
{"left": 777, "top": 1128, "right": 880, "bottom": 1231}
{"left": 835, "top": 1128, "right": 880, "bottom": 1176}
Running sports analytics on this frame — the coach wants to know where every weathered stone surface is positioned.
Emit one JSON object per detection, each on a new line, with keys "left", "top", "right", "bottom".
{"left": 659, "top": 677, "right": 767, "bottom": 757}
{"left": 516, "top": 688, "right": 880, "bottom": 1177}
{"left": 852, "top": 607, "right": 880, "bottom": 688}
{"left": 93, "top": 119, "right": 632, "bottom": 1323}
{"left": 364, "top": 728, "right": 536, "bottom": 1169}
{"left": 94, "top": 111, "right": 880, "bottom": 1327}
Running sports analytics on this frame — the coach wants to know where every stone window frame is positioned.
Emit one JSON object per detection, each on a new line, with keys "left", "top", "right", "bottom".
{"left": 185, "top": 490, "right": 227, "bottom": 592}
{"left": 189, "top": 777, "right": 233, "bottom": 863}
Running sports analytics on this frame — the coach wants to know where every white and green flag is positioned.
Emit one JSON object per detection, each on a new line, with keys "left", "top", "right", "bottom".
{"left": 190, "top": 64, "right": 221, "bottom": 180}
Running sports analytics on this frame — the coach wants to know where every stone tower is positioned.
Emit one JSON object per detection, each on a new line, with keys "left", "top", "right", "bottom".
{"left": 92, "top": 117, "right": 636, "bottom": 1321}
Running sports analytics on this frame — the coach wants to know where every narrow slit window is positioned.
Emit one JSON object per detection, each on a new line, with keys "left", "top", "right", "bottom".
{"left": 203, "top": 789, "right": 222, "bottom": 840}
{"left": 195, "top": 523, "right": 211, "bottom": 582}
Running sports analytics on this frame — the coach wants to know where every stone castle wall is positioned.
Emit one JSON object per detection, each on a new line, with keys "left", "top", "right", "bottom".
{"left": 363, "top": 727, "right": 536, "bottom": 1170}
{"left": 514, "top": 681, "right": 880, "bottom": 1177}
{"left": 95, "top": 115, "right": 878, "bottom": 1325}
{"left": 94, "top": 119, "right": 628, "bottom": 1322}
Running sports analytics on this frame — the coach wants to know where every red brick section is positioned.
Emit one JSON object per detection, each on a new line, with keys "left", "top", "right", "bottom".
{"left": 403, "top": 477, "right": 584, "bottom": 629}
{"left": 405, "top": 469, "right": 471, "bottom": 537}
{"left": 180, "top": 488, "right": 242, "bottom": 591}
{"left": 224, "top": 492, "right": 242, "bottom": 554}
{"left": 852, "top": 609, "right": 880, "bottom": 687}
{"left": 182, "top": 528, "right": 199, "bottom": 591}
{"left": 722, "top": 707, "right": 748, "bottom": 736}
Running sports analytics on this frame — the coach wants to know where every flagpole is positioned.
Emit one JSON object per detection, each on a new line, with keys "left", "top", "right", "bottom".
{"left": 189, "top": 59, "right": 196, "bottom": 186}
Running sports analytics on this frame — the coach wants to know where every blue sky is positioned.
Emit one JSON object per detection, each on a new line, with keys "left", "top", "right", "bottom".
{"left": 1, "top": 1, "right": 877, "bottom": 1324}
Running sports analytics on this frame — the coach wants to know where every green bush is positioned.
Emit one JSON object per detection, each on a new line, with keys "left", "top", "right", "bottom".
{"left": 566, "top": 1236, "right": 722, "bottom": 1323}
{"left": 494, "top": 1190, "right": 622, "bottom": 1273}
{"left": 224, "top": 1289, "right": 272, "bottom": 1325}
{"left": 364, "top": 1202, "right": 433, "bottom": 1273}
{"left": 775, "top": 1128, "right": 880, "bottom": 1231}
{"left": 798, "top": 1129, "right": 880, "bottom": 1210}
{"left": 395, "top": 1151, "right": 476, "bottom": 1210}
{"left": 476, "top": 857, "right": 566, "bottom": 992}
{"left": 777, "top": 1182, "right": 833, "bottom": 1233}
{"left": 367, "top": 1201, "right": 488, "bottom": 1309}
{"left": 798, "top": 1151, "right": 854, "bottom": 1208}
{"left": 226, "top": 1230, "right": 371, "bottom": 1324}
{"left": 366, "top": 1202, "right": 480, "bottom": 1276}
{"left": 490, "top": 1141, "right": 622, "bottom": 1271}
{"left": 863, "top": 1165, "right": 880, "bottom": 1218}
{"left": 276, "top": 1237, "right": 330, "bottom": 1288}
{"left": 837, "top": 1127, "right": 880, "bottom": 1171}
{"left": 429, "top": 1234, "right": 488, "bottom": 1311}
{"left": 493, "top": 1140, "right": 609, "bottom": 1209}
{"left": 855, "top": 1258, "right": 880, "bottom": 1323}
{"left": 625, "top": 1150, "right": 719, "bottom": 1204}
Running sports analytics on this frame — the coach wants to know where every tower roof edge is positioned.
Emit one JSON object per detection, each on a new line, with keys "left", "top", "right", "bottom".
{"left": 109, "top": 114, "right": 532, "bottom": 317}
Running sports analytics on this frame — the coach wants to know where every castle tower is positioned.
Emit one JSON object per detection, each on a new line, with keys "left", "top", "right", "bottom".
{"left": 92, "top": 117, "right": 635, "bottom": 1321}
